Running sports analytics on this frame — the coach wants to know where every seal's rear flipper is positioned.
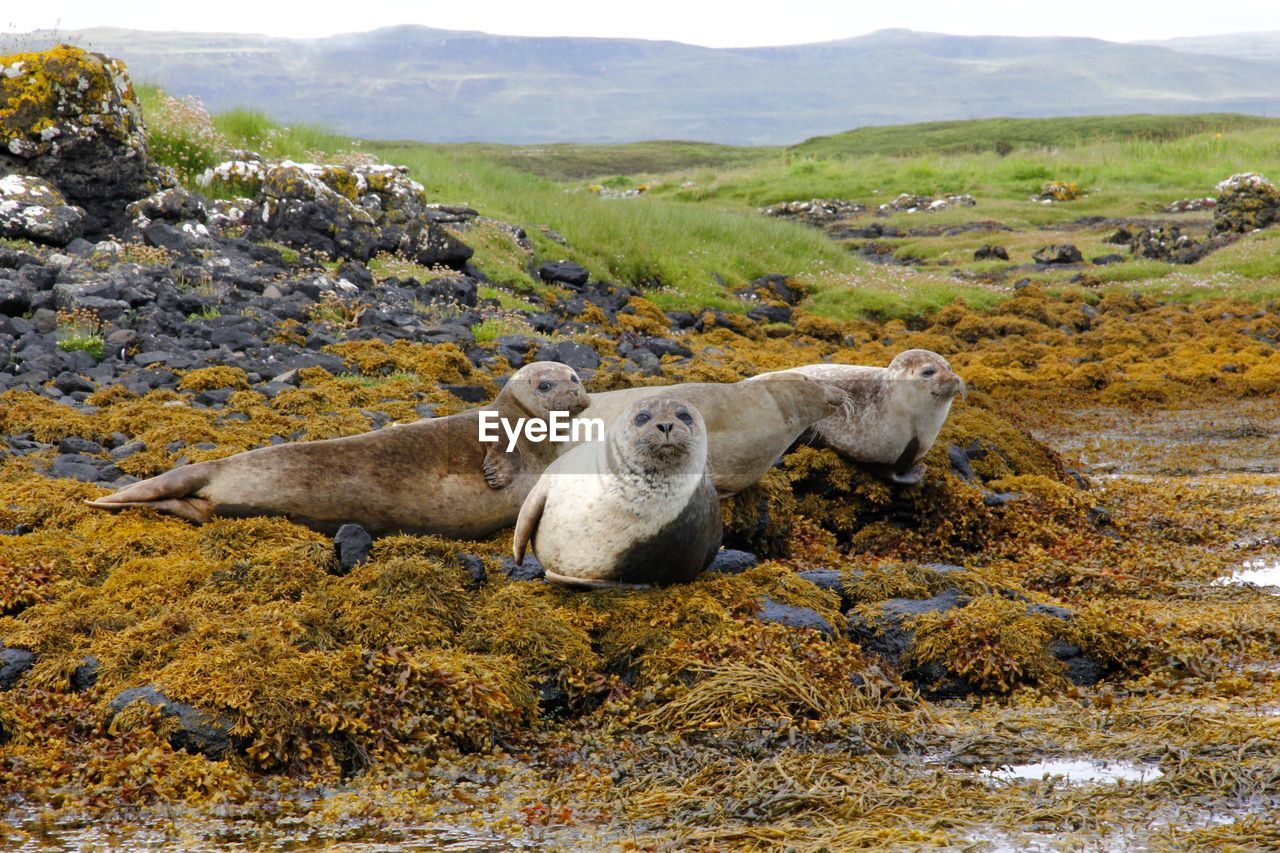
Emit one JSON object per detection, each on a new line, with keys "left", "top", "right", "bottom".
{"left": 85, "top": 495, "right": 216, "bottom": 524}
{"left": 543, "top": 569, "right": 653, "bottom": 591}
{"left": 84, "top": 464, "right": 215, "bottom": 524}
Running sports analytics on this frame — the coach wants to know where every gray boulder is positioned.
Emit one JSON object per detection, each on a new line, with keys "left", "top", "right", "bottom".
{"left": 0, "top": 46, "right": 165, "bottom": 234}
{"left": 0, "top": 175, "right": 85, "bottom": 246}
{"left": 107, "top": 685, "right": 235, "bottom": 757}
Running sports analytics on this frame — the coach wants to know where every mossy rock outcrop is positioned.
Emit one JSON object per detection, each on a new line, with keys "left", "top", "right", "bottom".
{"left": 0, "top": 45, "right": 164, "bottom": 234}
{"left": 1212, "top": 172, "right": 1280, "bottom": 234}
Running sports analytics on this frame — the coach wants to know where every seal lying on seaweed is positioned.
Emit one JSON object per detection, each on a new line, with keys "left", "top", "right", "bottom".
{"left": 573, "top": 372, "right": 844, "bottom": 496}
{"left": 756, "top": 349, "right": 964, "bottom": 485}
{"left": 514, "top": 396, "right": 721, "bottom": 589}
{"left": 87, "top": 362, "right": 589, "bottom": 537}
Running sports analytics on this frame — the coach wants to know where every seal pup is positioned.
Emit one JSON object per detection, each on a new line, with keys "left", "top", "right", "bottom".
{"left": 514, "top": 397, "right": 721, "bottom": 589}
{"left": 573, "top": 373, "right": 844, "bottom": 496}
{"left": 86, "top": 362, "right": 589, "bottom": 537}
{"left": 758, "top": 350, "right": 964, "bottom": 485}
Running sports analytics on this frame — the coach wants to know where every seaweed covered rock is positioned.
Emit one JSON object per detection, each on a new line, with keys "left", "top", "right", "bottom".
{"left": 0, "top": 45, "right": 164, "bottom": 234}
{"left": 199, "top": 158, "right": 473, "bottom": 267}
{"left": 1212, "top": 173, "right": 1279, "bottom": 234}
{"left": 0, "top": 174, "right": 85, "bottom": 245}
{"left": 108, "top": 685, "right": 236, "bottom": 758}
{"left": 850, "top": 590, "right": 1105, "bottom": 698}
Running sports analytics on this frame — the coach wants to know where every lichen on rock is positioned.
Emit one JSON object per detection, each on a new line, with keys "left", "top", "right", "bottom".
{"left": 0, "top": 45, "right": 164, "bottom": 234}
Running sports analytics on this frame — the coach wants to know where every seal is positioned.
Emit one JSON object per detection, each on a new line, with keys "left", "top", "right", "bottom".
{"left": 513, "top": 396, "right": 721, "bottom": 589}
{"left": 86, "top": 362, "right": 589, "bottom": 537}
{"left": 758, "top": 349, "right": 964, "bottom": 485}
{"left": 574, "top": 372, "right": 844, "bottom": 496}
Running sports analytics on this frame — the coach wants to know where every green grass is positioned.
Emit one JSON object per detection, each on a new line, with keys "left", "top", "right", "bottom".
{"left": 423, "top": 140, "right": 780, "bottom": 182}
{"left": 136, "top": 94, "right": 1280, "bottom": 321}
{"left": 362, "top": 140, "right": 862, "bottom": 312}
{"left": 792, "top": 114, "right": 1279, "bottom": 159}
{"left": 471, "top": 317, "right": 537, "bottom": 343}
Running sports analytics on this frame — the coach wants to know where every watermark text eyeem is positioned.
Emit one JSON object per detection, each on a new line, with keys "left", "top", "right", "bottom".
{"left": 478, "top": 411, "right": 605, "bottom": 452}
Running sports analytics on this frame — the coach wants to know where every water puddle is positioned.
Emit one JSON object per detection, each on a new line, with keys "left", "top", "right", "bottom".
{"left": 1213, "top": 559, "right": 1280, "bottom": 592}
{"left": 986, "top": 759, "right": 1162, "bottom": 785}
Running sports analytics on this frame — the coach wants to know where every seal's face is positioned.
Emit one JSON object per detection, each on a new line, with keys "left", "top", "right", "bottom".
{"left": 888, "top": 349, "right": 965, "bottom": 403}
{"left": 621, "top": 397, "right": 705, "bottom": 465}
{"left": 508, "top": 362, "right": 590, "bottom": 417}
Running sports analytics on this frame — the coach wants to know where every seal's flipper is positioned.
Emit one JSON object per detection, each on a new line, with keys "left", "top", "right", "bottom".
{"left": 512, "top": 475, "right": 548, "bottom": 564}
{"left": 543, "top": 569, "right": 653, "bottom": 591}
{"left": 85, "top": 463, "right": 215, "bottom": 523}
{"left": 86, "top": 495, "right": 216, "bottom": 524}
{"left": 888, "top": 463, "right": 926, "bottom": 486}
{"left": 482, "top": 445, "right": 522, "bottom": 490}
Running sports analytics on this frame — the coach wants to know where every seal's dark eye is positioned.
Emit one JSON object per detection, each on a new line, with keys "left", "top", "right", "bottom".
{"left": 571, "top": 376, "right": 580, "bottom": 384}
{"left": 922, "top": 368, "right": 937, "bottom": 378}
{"left": 537, "top": 381, "right": 553, "bottom": 392}
{"left": 634, "top": 412, "right": 651, "bottom": 426}
{"left": 676, "top": 411, "right": 693, "bottom": 425}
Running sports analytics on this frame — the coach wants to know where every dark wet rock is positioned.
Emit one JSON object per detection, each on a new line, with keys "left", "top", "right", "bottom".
{"left": 503, "top": 554, "right": 545, "bottom": 582}
{"left": 537, "top": 260, "right": 590, "bottom": 287}
{"left": 108, "top": 686, "right": 235, "bottom": 757}
{"left": 736, "top": 273, "right": 803, "bottom": 306}
{"left": 460, "top": 554, "right": 487, "bottom": 586}
{"left": 1103, "top": 226, "right": 1134, "bottom": 245}
{"left": 947, "top": 444, "right": 975, "bottom": 482}
{"left": 125, "top": 186, "right": 208, "bottom": 229}
{"left": 71, "top": 655, "right": 101, "bottom": 691}
{"left": 0, "top": 175, "right": 86, "bottom": 246}
{"left": 707, "top": 549, "right": 759, "bottom": 575}
{"left": 0, "top": 646, "right": 36, "bottom": 689}
{"left": 757, "top": 597, "right": 835, "bottom": 638}
{"left": 58, "top": 435, "right": 102, "bottom": 454}
{"left": 796, "top": 568, "right": 859, "bottom": 611}
{"left": 443, "top": 384, "right": 489, "bottom": 404}
{"left": 332, "top": 523, "right": 374, "bottom": 574}
{"left": 1049, "top": 640, "right": 1106, "bottom": 685}
{"left": 748, "top": 302, "right": 793, "bottom": 324}
{"left": 535, "top": 340, "right": 600, "bottom": 371}
{"left": 1032, "top": 244, "right": 1084, "bottom": 265}
{"left": 47, "top": 453, "right": 106, "bottom": 483}
{"left": 665, "top": 310, "right": 697, "bottom": 330}
{"left": 1092, "top": 253, "right": 1126, "bottom": 265}
{"left": 982, "top": 491, "right": 1024, "bottom": 507}
{"left": 1028, "top": 604, "right": 1105, "bottom": 685}
{"left": 973, "top": 244, "right": 1009, "bottom": 261}
{"left": 0, "top": 279, "right": 35, "bottom": 316}
{"left": 0, "top": 47, "right": 165, "bottom": 235}
{"left": 638, "top": 337, "right": 693, "bottom": 359}
{"left": 848, "top": 589, "right": 968, "bottom": 663}
{"left": 0, "top": 247, "right": 41, "bottom": 270}
{"left": 1212, "top": 173, "right": 1279, "bottom": 235}
{"left": 142, "top": 220, "right": 198, "bottom": 254}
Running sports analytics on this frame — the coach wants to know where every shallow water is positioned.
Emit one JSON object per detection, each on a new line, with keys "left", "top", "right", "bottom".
{"left": 986, "top": 758, "right": 1163, "bottom": 785}
{"left": 1213, "top": 558, "right": 1280, "bottom": 591}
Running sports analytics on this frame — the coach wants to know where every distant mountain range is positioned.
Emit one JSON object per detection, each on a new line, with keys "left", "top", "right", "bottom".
{"left": 9, "top": 26, "right": 1280, "bottom": 145}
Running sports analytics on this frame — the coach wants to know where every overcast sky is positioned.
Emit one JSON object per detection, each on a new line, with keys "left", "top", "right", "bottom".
{"left": 5, "top": 1, "right": 1279, "bottom": 46}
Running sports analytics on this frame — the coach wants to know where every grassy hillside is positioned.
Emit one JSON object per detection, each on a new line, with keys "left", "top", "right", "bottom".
{"left": 791, "top": 113, "right": 1279, "bottom": 159}
{"left": 137, "top": 91, "right": 1280, "bottom": 318}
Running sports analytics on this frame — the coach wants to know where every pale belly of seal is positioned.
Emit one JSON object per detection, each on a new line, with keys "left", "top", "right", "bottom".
{"left": 533, "top": 472, "right": 721, "bottom": 586}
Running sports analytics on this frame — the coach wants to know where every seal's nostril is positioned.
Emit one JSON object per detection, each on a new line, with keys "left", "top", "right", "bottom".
{"left": 656, "top": 422, "right": 674, "bottom": 435}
